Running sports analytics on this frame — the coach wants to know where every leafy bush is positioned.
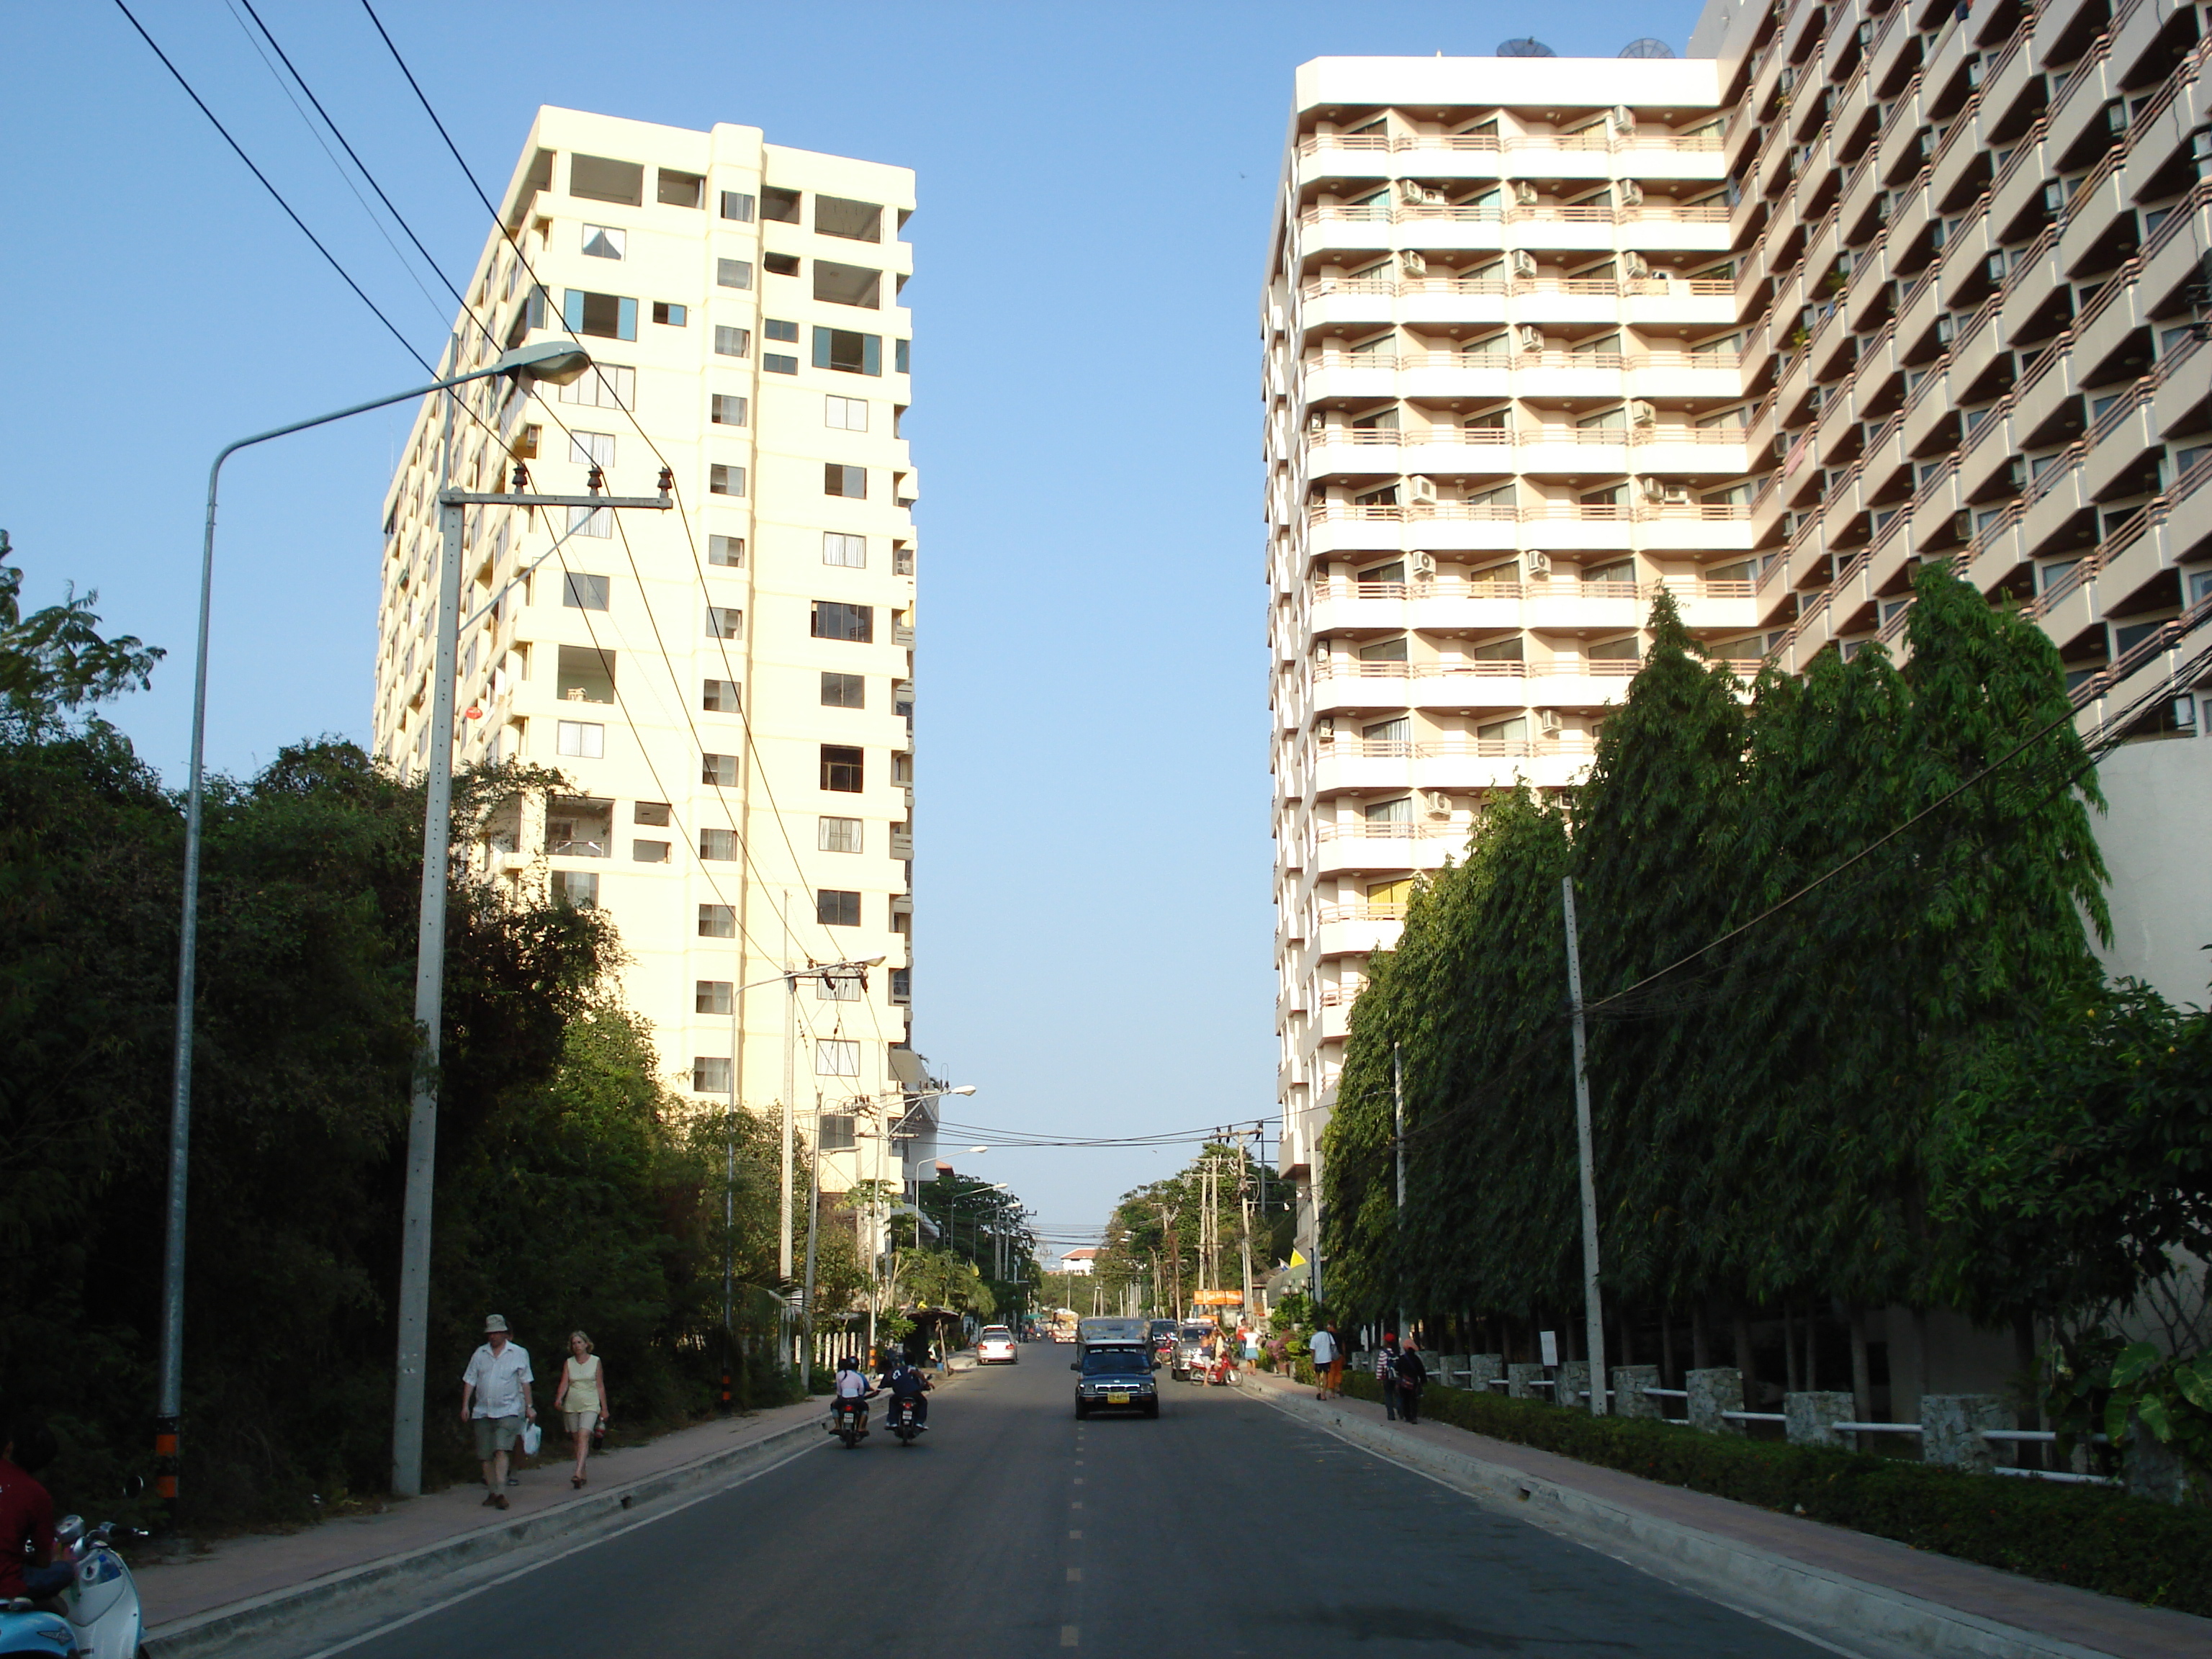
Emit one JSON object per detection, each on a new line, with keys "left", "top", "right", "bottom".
{"left": 1327, "top": 1373, "right": 2212, "bottom": 1614}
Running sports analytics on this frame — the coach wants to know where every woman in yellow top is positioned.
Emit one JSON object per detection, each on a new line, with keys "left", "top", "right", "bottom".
{"left": 552, "top": 1331, "right": 609, "bottom": 1488}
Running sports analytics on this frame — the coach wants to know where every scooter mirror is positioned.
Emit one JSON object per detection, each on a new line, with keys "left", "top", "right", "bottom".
{"left": 53, "top": 1516, "right": 84, "bottom": 1549}
{"left": 1069, "top": 1362, "right": 1079, "bottom": 1372}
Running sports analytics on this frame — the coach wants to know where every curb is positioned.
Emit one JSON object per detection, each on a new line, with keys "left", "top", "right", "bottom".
{"left": 144, "top": 1414, "right": 824, "bottom": 1659}
{"left": 1246, "top": 1378, "right": 2118, "bottom": 1659}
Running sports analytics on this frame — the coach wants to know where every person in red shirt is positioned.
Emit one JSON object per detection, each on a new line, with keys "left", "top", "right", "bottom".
{"left": 0, "top": 1417, "right": 67, "bottom": 1602}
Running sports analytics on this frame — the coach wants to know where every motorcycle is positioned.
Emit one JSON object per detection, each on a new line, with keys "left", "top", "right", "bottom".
{"left": 1204, "top": 1352, "right": 1241, "bottom": 1388}
{"left": 0, "top": 1516, "right": 143, "bottom": 1659}
{"left": 887, "top": 1395, "right": 924, "bottom": 1446}
{"left": 829, "top": 1395, "right": 871, "bottom": 1449}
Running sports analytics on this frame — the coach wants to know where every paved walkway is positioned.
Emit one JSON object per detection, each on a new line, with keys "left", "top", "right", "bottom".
{"left": 1245, "top": 1370, "right": 2211, "bottom": 1659}
{"left": 138, "top": 1393, "right": 831, "bottom": 1629}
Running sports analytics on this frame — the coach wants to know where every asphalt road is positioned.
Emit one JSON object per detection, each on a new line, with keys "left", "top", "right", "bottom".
{"left": 313, "top": 1346, "right": 1833, "bottom": 1658}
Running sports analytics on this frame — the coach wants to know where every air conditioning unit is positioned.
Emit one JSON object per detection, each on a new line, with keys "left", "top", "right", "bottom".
{"left": 2007, "top": 457, "right": 2028, "bottom": 491}
{"left": 1628, "top": 399, "right": 1658, "bottom": 426}
{"left": 1510, "top": 249, "right": 1539, "bottom": 280}
{"left": 1306, "top": 413, "right": 1324, "bottom": 433}
{"left": 1619, "top": 179, "right": 1645, "bottom": 208}
{"left": 1987, "top": 252, "right": 2009, "bottom": 284}
{"left": 1609, "top": 104, "right": 1635, "bottom": 133}
{"left": 1525, "top": 549, "right": 1554, "bottom": 577}
{"left": 1875, "top": 192, "right": 1893, "bottom": 222}
{"left": 1399, "top": 248, "right": 1428, "bottom": 276}
{"left": 1511, "top": 179, "right": 1539, "bottom": 206}
{"left": 1951, "top": 509, "right": 1973, "bottom": 540}
{"left": 1537, "top": 710, "right": 1565, "bottom": 737}
{"left": 1411, "top": 551, "right": 1438, "bottom": 579}
{"left": 1514, "top": 324, "right": 1545, "bottom": 352}
{"left": 1934, "top": 313, "right": 1955, "bottom": 346}
{"left": 1317, "top": 716, "right": 1336, "bottom": 739}
{"left": 2105, "top": 102, "right": 2128, "bottom": 137}
{"left": 1396, "top": 178, "right": 1447, "bottom": 206}
{"left": 1407, "top": 476, "right": 1441, "bottom": 505}
{"left": 1622, "top": 251, "right": 1652, "bottom": 280}
{"left": 1637, "top": 475, "right": 1665, "bottom": 499}
{"left": 1420, "top": 789, "right": 1453, "bottom": 819}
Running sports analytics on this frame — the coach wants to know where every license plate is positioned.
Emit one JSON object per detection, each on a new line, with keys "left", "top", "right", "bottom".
{"left": 1107, "top": 1392, "right": 1130, "bottom": 1406}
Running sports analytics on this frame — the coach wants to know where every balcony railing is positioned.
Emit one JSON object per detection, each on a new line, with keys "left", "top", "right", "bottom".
{"left": 1310, "top": 576, "right": 1755, "bottom": 603}
{"left": 1301, "top": 276, "right": 1736, "bottom": 301}
{"left": 1298, "top": 202, "right": 1733, "bottom": 229}
{"left": 1305, "top": 499, "right": 1753, "bottom": 524}
{"left": 1295, "top": 131, "right": 1726, "bottom": 158}
{"left": 1305, "top": 349, "right": 1744, "bottom": 375}
{"left": 1303, "top": 425, "right": 1748, "bottom": 450}
{"left": 1311, "top": 658, "right": 1642, "bottom": 682}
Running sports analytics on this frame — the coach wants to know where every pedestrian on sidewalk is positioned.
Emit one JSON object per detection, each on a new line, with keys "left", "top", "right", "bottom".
{"left": 1308, "top": 1323, "right": 1337, "bottom": 1398}
{"left": 1377, "top": 1332, "right": 1401, "bottom": 1421}
{"left": 1396, "top": 1341, "right": 1428, "bottom": 1424}
{"left": 553, "top": 1330, "right": 608, "bottom": 1489}
{"left": 461, "top": 1314, "right": 535, "bottom": 1509}
{"left": 0, "top": 1416, "right": 67, "bottom": 1603}
{"left": 1324, "top": 1321, "right": 1346, "bottom": 1398}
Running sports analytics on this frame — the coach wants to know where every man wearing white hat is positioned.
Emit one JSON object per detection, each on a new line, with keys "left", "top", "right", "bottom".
{"left": 461, "top": 1315, "right": 535, "bottom": 1509}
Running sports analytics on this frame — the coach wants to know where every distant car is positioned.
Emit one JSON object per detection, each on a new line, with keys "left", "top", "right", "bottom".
{"left": 1147, "top": 1318, "right": 1178, "bottom": 1360}
{"left": 1073, "top": 1344, "right": 1159, "bottom": 1419}
{"left": 976, "top": 1327, "right": 1018, "bottom": 1364}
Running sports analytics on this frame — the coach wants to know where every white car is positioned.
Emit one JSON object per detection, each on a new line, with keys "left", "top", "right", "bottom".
{"left": 976, "top": 1327, "right": 1018, "bottom": 1364}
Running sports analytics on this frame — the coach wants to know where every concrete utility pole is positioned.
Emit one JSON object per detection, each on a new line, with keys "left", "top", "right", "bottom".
{"left": 1560, "top": 877, "right": 1609, "bottom": 1415}
{"left": 1237, "top": 1133, "right": 1255, "bottom": 1318}
{"left": 392, "top": 451, "right": 670, "bottom": 1496}
{"left": 1393, "top": 1043, "right": 1407, "bottom": 1341}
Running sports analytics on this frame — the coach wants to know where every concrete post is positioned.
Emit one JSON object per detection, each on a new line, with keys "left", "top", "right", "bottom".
{"left": 1439, "top": 1353, "right": 1467, "bottom": 1388}
{"left": 1785, "top": 1390, "right": 1856, "bottom": 1448}
{"left": 2123, "top": 1413, "right": 2195, "bottom": 1504}
{"left": 1467, "top": 1354, "right": 1503, "bottom": 1394}
{"left": 1612, "top": 1363, "right": 1660, "bottom": 1420}
{"left": 1686, "top": 1367, "right": 1743, "bottom": 1434}
{"left": 1506, "top": 1362, "right": 1547, "bottom": 1400}
{"left": 1557, "top": 1359, "right": 1592, "bottom": 1410}
{"left": 1920, "top": 1394, "right": 2010, "bottom": 1470}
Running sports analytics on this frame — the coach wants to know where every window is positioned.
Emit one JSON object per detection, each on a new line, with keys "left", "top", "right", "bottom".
{"left": 693, "top": 1057, "right": 732, "bottom": 1093}
{"left": 819, "top": 815, "right": 863, "bottom": 853}
{"left": 719, "top": 190, "right": 756, "bottom": 222}
{"left": 700, "top": 828, "right": 737, "bottom": 860}
{"left": 815, "top": 193, "right": 882, "bottom": 242}
{"left": 696, "top": 980, "right": 733, "bottom": 1015}
{"left": 569, "top": 430, "right": 616, "bottom": 469}
{"left": 557, "top": 363, "right": 634, "bottom": 409}
{"left": 714, "top": 325, "right": 752, "bottom": 358}
{"left": 825, "top": 464, "right": 866, "bottom": 499}
{"left": 567, "top": 505, "right": 612, "bottom": 539}
{"left": 1367, "top": 797, "right": 1412, "bottom": 824}
{"left": 716, "top": 257, "right": 753, "bottom": 289}
{"left": 894, "top": 542, "right": 914, "bottom": 575}
{"left": 1478, "top": 714, "right": 1529, "bottom": 743}
{"left": 763, "top": 185, "right": 801, "bottom": 222}
{"left": 1359, "top": 636, "right": 1408, "bottom": 662}
{"left": 708, "top": 534, "right": 745, "bottom": 566}
{"left": 817, "top": 888, "right": 861, "bottom": 927}
{"left": 711, "top": 395, "right": 748, "bottom": 427}
{"left": 814, "top": 1038, "right": 860, "bottom": 1076}
{"left": 764, "top": 252, "right": 800, "bottom": 276}
{"left": 1588, "top": 637, "right": 1642, "bottom": 660}
{"left": 705, "top": 605, "right": 743, "bottom": 639}
{"left": 817, "top": 1113, "right": 857, "bottom": 1152}
{"left": 652, "top": 301, "right": 688, "bottom": 326}
{"left": 571, "top": 154, "right": 643, "bottom": 205}
{"left": 564, "top": 572, "right": 611, "bottom": 611}
{"left": 890, "top": 967, "right": 910, "bottom": 1004}
{"left": 814, "top": 327, "right": 882, "bottom": 375}
{"left": 702, "top": 752, "right": 738, "bottom": 786}
{"left": 634, "top": 801, "right": 670, "bottom": 826}
{"left": 821, "top": 671, "right": 865, "bottom": 708}
{"left": 702, "top": 678, "right": 740, "bottom": 711}
{"left": 556, "top": 720, "right": 605, "bottom": 758}
{"left": 632, "top": 839, "right": 670, "bottom": 863}
{"left": 556, "top": 644, "right": 615, "bottom": 703}
{"left": 709, "top": 464, "right": 746, "bottom": 498}
{"left": 811, "top": 601, "right": 873, "bottom": 642}
{"left": 821, "top": 745, "right": 864, "bottom": 791}
{"left": 814, "top": 260, "right": 881, "bottom": 308}
{"left": 1363, "top": 716, "right": 1410, "bottom": 745}
{"left": 563, "top": 290, "right": 637, "bottom": 341}
{"left": 765, "top": 318, "right": 799, "bottom": 342}
{"left": 817, "top": 971, "right": 862, "bottom": 1002}
{"left": 824, "top": 395, "right": 869, "bottom": 431}
{"left": 554, "top": 871, "right": 599, "bottom": 907}
{"left": 581, "top": 223, "right": 626, "bottom": 260}
{"left": 823, "top": 531, "right": 866, "bottom": 567}
{"left": 698, "top": 903, "right": 736, "bottom": 938}
{"left": 765, "top": 352, "right": 799, "bottom": 375}
{"left": 656, "top": 168, "right": 703, "bottom": 208}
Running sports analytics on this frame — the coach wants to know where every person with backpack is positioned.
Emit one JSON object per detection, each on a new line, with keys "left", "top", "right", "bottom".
{"left": 1395, "top": 1341, "right": 1429, "bottom": 1424}
{"left": 1376, "top": 1332, "right": 1402, "bottom": 1421}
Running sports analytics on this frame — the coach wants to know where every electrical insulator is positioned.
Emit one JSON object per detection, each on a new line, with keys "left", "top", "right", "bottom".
{"left": 587, "top": 464, "right": 606, "bottom": 494}
{"left": 511, "top": 464, "right": 531, "bottom": 492}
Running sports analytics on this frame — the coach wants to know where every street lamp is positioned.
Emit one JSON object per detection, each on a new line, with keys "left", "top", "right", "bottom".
{"left": 156, "top": 339, "right": 593, "bottom": 1519}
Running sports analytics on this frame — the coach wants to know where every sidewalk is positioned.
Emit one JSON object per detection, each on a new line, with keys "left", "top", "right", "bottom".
{"left": 1244, "top": 1370, "right": 2210, "bottom": 1659}
{"left": 141, "top": 1391, "right": 830, "bottom": 1642}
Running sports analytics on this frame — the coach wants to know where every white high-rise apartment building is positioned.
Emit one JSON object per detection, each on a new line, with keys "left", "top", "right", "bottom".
{"left": 1269, "top": 0, "right": 2212, "bottom": 1245}
{"left": 374, "top": 108, "right": 934, "bottom": 1210}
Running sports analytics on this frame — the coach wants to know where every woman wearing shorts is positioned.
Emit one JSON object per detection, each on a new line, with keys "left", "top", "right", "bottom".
{"left": 553, "top": 1330, "right": 609, "bottom": 1488}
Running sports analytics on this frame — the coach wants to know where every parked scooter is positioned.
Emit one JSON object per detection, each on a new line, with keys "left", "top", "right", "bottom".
{"left": 0, "top": 1516, "right": 144, "bottom": 1659}
{"left": 887, "top": 1395, "right": 923, "bottom": 1446}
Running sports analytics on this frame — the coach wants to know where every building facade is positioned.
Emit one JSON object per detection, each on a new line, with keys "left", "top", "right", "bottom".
{"left": 1268, "top": 0, "right": 2212, "bottom": 1253}
{"left": 374, "top": 108, "right": 934, "bottom": 1222}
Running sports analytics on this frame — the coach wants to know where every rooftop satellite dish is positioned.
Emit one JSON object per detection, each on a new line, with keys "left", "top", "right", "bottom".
{"left": 1620, "top": 37, "right": 1677, "bottom": 57}
{"left": 1496, "top": 37, "right": 1556, "bottom": 56}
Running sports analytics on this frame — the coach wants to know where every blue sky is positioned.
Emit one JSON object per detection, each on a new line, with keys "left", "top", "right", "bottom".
{"left": 4, "top": 0, "right": 1701, "bottom": 1243}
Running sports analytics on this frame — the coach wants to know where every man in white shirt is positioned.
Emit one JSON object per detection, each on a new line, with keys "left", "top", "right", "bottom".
{"left": 1308, "top": 1325, "right": 1338, "bottom": 1400}
{"left": 461, "top": 1314, "right": 535, "bottom": 1509}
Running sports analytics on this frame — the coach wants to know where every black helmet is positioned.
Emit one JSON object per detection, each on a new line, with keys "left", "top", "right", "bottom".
{"left": 840, "top": 1355, "right": 860, "bottom": 1370}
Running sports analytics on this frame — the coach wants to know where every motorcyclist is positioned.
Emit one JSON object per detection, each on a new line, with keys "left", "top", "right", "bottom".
{"left": 878, "top": 1354, "right": 932, "bottom": 1431}
{"left": 832, "top": 1355, "right": 874, "bottom": 1433}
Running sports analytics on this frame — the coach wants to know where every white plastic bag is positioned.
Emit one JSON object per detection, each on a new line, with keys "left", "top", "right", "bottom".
{"left": 521, "top": 1419, "right": 541, "bottom": 1457}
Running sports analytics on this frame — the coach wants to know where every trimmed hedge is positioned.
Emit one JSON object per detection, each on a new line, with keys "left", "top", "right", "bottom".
{"left": 1292, "top": 1367, "right": 2212, "bottom": 1616}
